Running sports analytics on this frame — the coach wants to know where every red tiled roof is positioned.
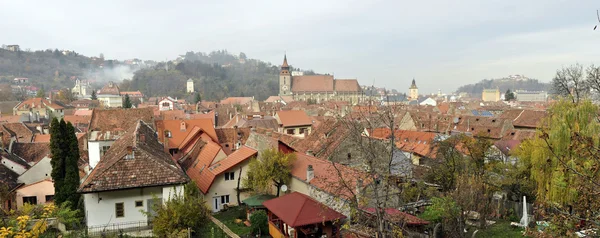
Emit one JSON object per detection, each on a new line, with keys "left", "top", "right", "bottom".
{"left": 334, "top": 79, "right": 360, "bottom": 92}
{"left": 494, "top": 140, "right": 521, "bottom": 156}
{"left": 276, "top": 110, "right": 312, "bottom": 127}
{"left": 263, "top": 192, "right": 346, "bottom": 227}
{"left": 98, "top": 82, "right": 120, "bottom": 95}
{"left": 33, "top": 134, "right": 50, "bottom": 143}
{"left": 63, "top": 115, "right": 91, "bottom": 125}
{"left": 291, "top": 75, "right": 334, "bottom": 92}
{"left": 1, "top": 123, "right": 34, "bottom": 143}
{"left": 159, "top": 110, "right": 186, "bottom": 120}
{"left": 499, "top": 109, "right": 547, "bottom": 128}
{"left": 88, "top": 108, "right": 154, "bottom": 134}
{"left": 120, "top": 91, "right": 144, "bottom": 97}
{"left": 155, "top": 119, "right": 217, "bottom": 148}
{"left": 361, "top": 208, "right": 429, "bottom": 226}
{"left": 73, "top": 109, "right": 93, "bottom": 116}
{"left": 14, "top": 97, "right": 63, "bottom": 110}
{"left": 79, "top": 120, "right": 189, "bottom": 193}
{"left": 219, "top": 97, "right": 253, "bottom": 105}
{"left": 291, "top": 152, "right": 367, "bottom": 200}
{"left": 0, "top": 115, "right": 20, "bottom": 123}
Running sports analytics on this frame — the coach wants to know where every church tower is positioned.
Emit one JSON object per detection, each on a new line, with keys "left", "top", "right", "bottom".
{"left": 186, "top": 78, "right": 194, "bottom": 93}
{"left": 279, "top": 54, "right": 292, "bottom": 96}
{"left": 409, "top": 78, "right": 418, "bottom": 100}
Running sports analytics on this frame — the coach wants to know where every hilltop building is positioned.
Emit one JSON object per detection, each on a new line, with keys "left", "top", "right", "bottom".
{"left": 186, "top": 79, "right": 194, "bottom": 93}
{"left": 72, "top": 79, "right": 91, "bottom": 97}
{"left": 482, "top": 88, "right": 500, "bottom": 102}
{"left": 278, "top": 55, "right": 362, "bottom": 104}
{"left": 409, "top": 79, "right": 418, "bottom": 100}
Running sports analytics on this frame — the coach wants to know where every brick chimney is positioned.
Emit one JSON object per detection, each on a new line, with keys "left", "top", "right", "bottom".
{"left": 306, "top": 165, "right": 314, "bottom": 183}
{"left": 180, "top": 121, "right": 186, "bottom": 131}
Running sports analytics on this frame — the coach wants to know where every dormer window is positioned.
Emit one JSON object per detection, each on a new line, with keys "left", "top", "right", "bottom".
{"left": 164, "top": 130, "right": 172, "bottom": 138}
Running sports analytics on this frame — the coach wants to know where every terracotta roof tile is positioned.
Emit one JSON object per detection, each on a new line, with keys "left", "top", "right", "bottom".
{"left": 33, "top": 134, "right": 50, "bottom": 143}
{"left": 334, "top": 79, "right": 361, "bottom": 92}
{"left": 499, "top": 109, "right": 547, "bottom": 129}
{"left": 98, "top": 82, "right": 120, "bottom": 95}
{"left": 263, "top": 192, "right": 346, "bottom": 227}
{"left": 369, "top": 129, "right": 438, "bottom": 158}
{"left": 79, "top": 120, "right": 189, "bottom": 193}
{"left": 1, "top": 123, "right": 34, "bottom": 143}
{"left": 291, "top": 75, "right": 334, "bottom": 92}
{"left": 219, "top": 97, "right": 253, "bottom": 105}
{"left": 276, "top": 110, "right": 312, "bottom": 127}
{"left": 88, "top": 108, "right": 155, "bottom": 139}
{"left": 73, "top": 109, "right": 93, "bottom": 116}
{"left": 215, "top": 128, "right": 251, "bottom": 154}
{"left": 11, "top": 142, "right": 50, "bottom": 164}
{"left": 14, "top": 97, "right": 63, "bottom": 111}
{"left": 292, "top": 152, "right": 367, "bottom": 200}
{"left": 155, "top": 119, "right": 217, "bottom": 149}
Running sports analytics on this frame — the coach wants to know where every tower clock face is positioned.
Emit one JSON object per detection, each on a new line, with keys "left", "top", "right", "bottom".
{"left": 282, "top": 85, "right": 289, "bottom": 91}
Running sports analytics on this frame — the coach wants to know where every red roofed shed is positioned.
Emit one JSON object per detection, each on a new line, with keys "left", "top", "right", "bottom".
{"left": 263, "top": 192, "right": 346, "bottom": 238}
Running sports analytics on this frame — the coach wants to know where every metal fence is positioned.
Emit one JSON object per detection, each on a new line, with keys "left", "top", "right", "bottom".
{"left": 87, "top": 220, "right": 151, "bottom": 237}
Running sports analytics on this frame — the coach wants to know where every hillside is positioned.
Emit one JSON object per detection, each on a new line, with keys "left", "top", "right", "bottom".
{"left": 121, "top": 50, "right": 316, "bottom": 101}
{"left": 455, "top": 75, "right": 551, "bottom": 96}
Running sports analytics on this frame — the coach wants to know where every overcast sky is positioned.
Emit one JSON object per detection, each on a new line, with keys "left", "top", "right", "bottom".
{"left": 1, "top": 0, "right": 598, "bottom": 94}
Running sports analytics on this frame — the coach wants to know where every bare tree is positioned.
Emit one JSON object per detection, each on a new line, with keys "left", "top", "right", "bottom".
{"left": 585, "top": 65, "right": 600, "bottom": 101}
{"left": 552, "top": 64, "right": 587, "bottom": 103}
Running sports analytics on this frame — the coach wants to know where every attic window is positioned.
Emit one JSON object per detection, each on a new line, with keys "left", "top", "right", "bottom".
{"left": 164, "top": 130, "right": 172, "bottom": 138}
{"left": 225, "top": 144, "right": 229, "bottom": 148}
{"left": 511, "top": 132, "right": 515, "bottom": 136}
{"left": 471, "top": 127, "right": 475, "bottom": 131}
{"left": 492, "top": 119, "right": 496, "bottom": 123}
{"left": 487, "top": 129, "right": 491, "bottom": 133}
{"left": 475, "top": 118, "right": 479, "bottom": 121}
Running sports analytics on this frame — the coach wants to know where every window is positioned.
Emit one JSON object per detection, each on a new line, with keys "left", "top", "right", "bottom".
{"left": 164, "top": 130, "right": 172, "bottom": 138}
{"left": 135, "top": 200, "right": 143, "bottom": 207}
{"left": 162, "top": 102, "right": 170, "bottom": 107}
{"left": 221, "top": 195, "right": 230, "bottom": 204}
{"left": 299, "top": 128, "right": 306, "bottom": 134}
{"left": 286, "top": 129, "right": 295, "bottom": 135}
{"left": 224, "top": 172, "right": 235, "bottom": 181}
{"left": 45, "top": 195, "right": 54, "bottom": 202}
{"left": 100, "top": 145, "right": 111, "bottom": 156}
{"left": 22, "top": 196, "right": 37, "bottom": 205}
{"left": 115, "top": 203, "right": 124, "bottom": 218}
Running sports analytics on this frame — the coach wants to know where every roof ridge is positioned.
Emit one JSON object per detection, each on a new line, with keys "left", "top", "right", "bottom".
{"left": 293, "top": 193, "right": 309, "bottom": 226}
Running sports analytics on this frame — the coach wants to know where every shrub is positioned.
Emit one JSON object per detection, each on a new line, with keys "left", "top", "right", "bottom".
{"left": 249, "top": 210, "right": 268, "bottom": 235}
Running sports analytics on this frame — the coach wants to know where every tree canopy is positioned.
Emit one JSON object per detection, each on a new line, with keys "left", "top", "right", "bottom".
{"left": 244, "top": 149, "right": 296, "bottom": 196}
{"left": 49, "top": 118, "right": 81, "bottom": 210}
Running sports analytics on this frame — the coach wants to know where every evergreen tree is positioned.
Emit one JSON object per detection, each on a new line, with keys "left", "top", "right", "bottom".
{"left": 194, "top": 93, "right": 201, "bottom": 104}
{"left": 63, "top": 122, "right": 81, "bottom": 209}
{"left": 50, "top": 118, "right": 66, "bottom": 205}
{"left": 504, "top": 89, "right": 515, "bottom": 101}
{"left": 36, "top": 88, "right": 45, "bottom": 98}
{"left": 90, "top": 90, "right": 97, "bottom": 100}
{"left": 50, "top": 119, "right": 82, "bottom": 210}
{"left": 123, "top": 94, "right": 132, "bottom": 108}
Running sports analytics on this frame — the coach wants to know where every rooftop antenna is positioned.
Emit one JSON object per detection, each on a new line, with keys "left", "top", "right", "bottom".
{"left": 594, "top": 10, "right": 600, "bottom": 30}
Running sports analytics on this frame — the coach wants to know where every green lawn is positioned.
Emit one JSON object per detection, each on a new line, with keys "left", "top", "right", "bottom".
{"left": 213, "top": 206, "right": 252, "bottom": 236}
{"left": 197, "top": 221, "right": 229, "bottom": 238}
{"left": 472, "top": 220, "right": 528, "bottom": 238}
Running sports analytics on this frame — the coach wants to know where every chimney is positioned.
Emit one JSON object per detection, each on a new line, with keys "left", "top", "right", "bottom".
{"left": 126, "top": 146, "right": 134, "bottom": 159}
{"left": 233, "top": 126, "right": 238, "bottom": 151}
{"left": 306, "top": 165, "right": 314, "bottom": 183}
{"left": 180, "top": 121, "right": 186, "bottom": 131}
{"left": 247, "top": 115, "right": 253, "bottom": 121}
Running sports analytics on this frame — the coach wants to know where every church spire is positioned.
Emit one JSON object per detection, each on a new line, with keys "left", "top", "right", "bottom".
{"left": 282, "top": 54, "right": 289, "bottom": 68}
{"left": 410, "top": 78, "right": 417, "bottom": 89}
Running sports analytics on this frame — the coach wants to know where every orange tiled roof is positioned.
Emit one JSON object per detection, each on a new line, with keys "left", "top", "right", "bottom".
{"left": 14, "top": 97, "right": 63, "bottom": 110}
{"left": 291, "top": 75, "right": 334, "bottom": 92}
{"left": 219, "top": 97, "right": 253, "bottom": 105}
{"left": 33, "top": 134, "right": 50, "bottom": 143}
{"left": 276, "top": 110, "right": 312, "bottom": 127}
{"left": 11, "top": 142, "right": 50, "bottom": 164}
{"left": 155, "top": 119, "right": 217, "bottom": 149}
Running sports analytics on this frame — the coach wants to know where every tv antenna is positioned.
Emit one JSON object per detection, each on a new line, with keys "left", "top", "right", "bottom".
{"left": 595, "top": 10, "right": 600, "bottom": 30}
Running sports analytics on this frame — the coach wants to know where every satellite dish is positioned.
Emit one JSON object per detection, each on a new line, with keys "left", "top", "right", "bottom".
{"left": 453, "top": 117, "right": 459, "bottom": 124}
{"left": 281, "top": 185, "right": 288, "bottom": 192}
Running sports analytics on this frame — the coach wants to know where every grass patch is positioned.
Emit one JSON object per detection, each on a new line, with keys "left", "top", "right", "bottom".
{"left": 197, "top": 220, "right": 229, "bottom": 238}
{"left": 472, "top": 220, "right": 528, "bottom": 238}
{"left": 213, "top": 206, "right": 252, "bottom": 236}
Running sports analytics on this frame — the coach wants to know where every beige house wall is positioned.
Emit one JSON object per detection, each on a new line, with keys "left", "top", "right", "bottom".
{"left": 16, "top": 180, "right": 54, "bottom": 208}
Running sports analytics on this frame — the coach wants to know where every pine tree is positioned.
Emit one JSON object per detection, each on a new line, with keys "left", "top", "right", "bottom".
{"left": 90, "top": 90, "right": 97, "bottom": 100}
{"left": 504, "top": 89, "right": 515, "bottom": 101}
{"left": 63, "top": 122, "right": 81, "bottom": 209}
{"left": 50, "top": 118, "right": 66, "bottom": 205}
{"left": 123, "top": 94, "right": 132, "bottom": 108}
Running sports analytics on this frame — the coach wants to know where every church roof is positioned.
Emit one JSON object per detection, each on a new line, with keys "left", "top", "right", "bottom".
{"left": 334, "top": 79, "right": 360, "bottom": 92}
{"left": 410, "top": 79, "right": 418, "bottom": 89}
{"left": 282, "top": 54, "right": 289, "bottom": 68}
{"left": 291, "top": 75, "right": 334, "bottom": 92}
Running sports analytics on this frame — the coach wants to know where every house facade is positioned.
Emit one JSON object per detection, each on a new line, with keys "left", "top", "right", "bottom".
{"left": 275, "top": 110, "right": 312, "bottom": 137}
{"left": 16, "top": 179, "right": 55, "bottom": 208}
{"left": 482, "top": 88, "right": 500, "bottom": 102}
{"left": 97, "top": 82, "right": 123, "bottom": 108}
{"left": 79, "top": 120, "right": 189, "bottom": 231}
{"left": 13, "top": 98, "right": 64, "bottom": 120}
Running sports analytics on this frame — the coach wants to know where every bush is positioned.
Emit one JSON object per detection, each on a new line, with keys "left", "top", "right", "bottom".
{"left": 249, "top": 210, "right": 268, "bottom": 235}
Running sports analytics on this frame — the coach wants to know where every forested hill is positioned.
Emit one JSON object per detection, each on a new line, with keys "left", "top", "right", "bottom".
{"left": 121, "top": 50, "right": 316, "bottom": 101}
{"left": 455, "top": 76, "right": 551, "bottom": 96}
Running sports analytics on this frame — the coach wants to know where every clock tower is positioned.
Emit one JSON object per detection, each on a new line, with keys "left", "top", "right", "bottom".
{"left": 279, "top": 54, "right": 292, "bottom": 96}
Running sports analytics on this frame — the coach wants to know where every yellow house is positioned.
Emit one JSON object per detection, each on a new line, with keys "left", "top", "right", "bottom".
{"left": 482, "top": 88, "right": 500, "bottom": 102}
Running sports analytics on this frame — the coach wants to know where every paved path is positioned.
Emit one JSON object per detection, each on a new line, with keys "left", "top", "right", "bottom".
{"left": 209, "top": 215, "right": 240, "bottom": 238}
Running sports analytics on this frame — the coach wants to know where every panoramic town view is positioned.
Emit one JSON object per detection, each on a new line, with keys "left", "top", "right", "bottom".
{"left": 1, "top": 1, "right": 599, "bottom": 237}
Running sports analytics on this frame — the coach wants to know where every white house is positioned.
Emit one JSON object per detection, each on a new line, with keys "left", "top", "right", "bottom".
{"left": 186, "top": 79, "right": 194, "bottom": 93}
{"left": 78, "top": 120, "right": 189, "bottom": 232}
{"left": 178, "top": 132, "right": 257, "bottom": 212}
{"left": 97, "top": 82, "right": 123, "bottom": 108}
{"left": 158, "top": 97, "right": 179, "bottom": 111}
